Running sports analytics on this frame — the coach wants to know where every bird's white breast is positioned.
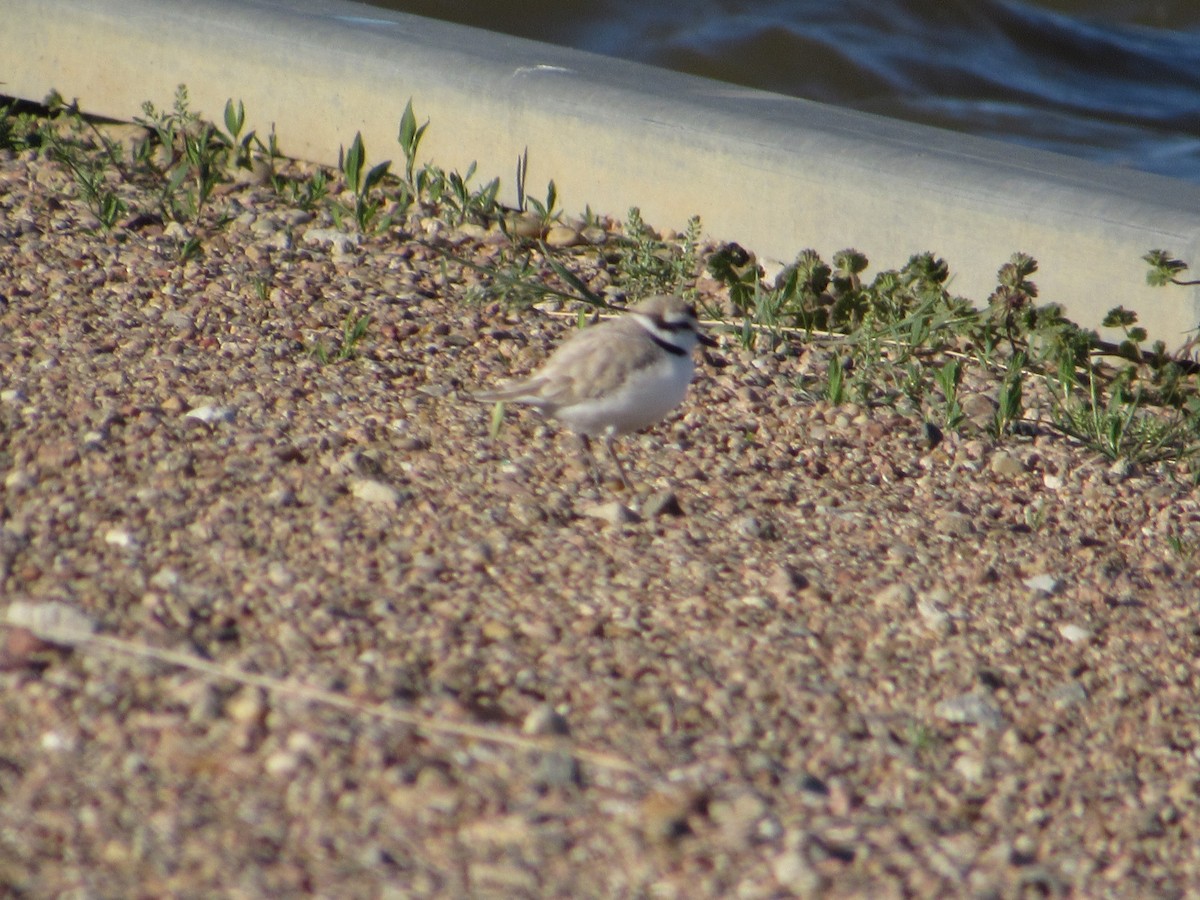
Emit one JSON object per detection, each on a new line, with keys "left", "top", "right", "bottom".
{"left": 555, "top": 351, "right": 695, "bottom": 437}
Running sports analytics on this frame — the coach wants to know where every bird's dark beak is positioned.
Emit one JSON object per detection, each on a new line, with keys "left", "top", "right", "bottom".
{"left": 699, "top": 332, "right": 719, "bottom": 347}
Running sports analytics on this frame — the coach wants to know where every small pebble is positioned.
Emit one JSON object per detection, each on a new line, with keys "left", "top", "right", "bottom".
{"left": 1058, "top": 623, "right": 1092, "bottom": 644}
{"left": 1023, "top": 574, "right": 1060, "bottom": 594}
{"left": 641, "top": 488, "right": 684, "bottom": 518}
{"left": 349, "top": 478, "right": 403, "bottom": 506}
{"left": 184, "top": 404, "right": 236, "bottom": 424}
{"left": 581, "top": 501, "right": 638, "bottom": 525}
{"left": 935, "top": 691, "right": 1006, "bottom": 729}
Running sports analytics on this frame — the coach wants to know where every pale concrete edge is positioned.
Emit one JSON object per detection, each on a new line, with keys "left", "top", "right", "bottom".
{"left": 5, "top": 0, "right": 1200, "bottom": 342}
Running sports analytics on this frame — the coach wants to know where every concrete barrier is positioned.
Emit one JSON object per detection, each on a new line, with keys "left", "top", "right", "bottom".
{"left": 6, "top": 0, "right": 1200, "bottom": 343}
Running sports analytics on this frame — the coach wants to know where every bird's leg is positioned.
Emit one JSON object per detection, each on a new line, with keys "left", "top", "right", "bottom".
{"left": 604, "top": 431, "right": 634, "bottom": 494}
{"left": 579, "top": 434, "right": 606, "bottom": 490}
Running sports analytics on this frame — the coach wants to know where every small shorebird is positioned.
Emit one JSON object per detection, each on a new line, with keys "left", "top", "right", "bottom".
{"left": 474, "top": 294, "right": 717, "bottom": 491}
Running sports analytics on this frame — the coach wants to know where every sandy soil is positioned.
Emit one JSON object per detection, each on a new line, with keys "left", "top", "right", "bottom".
{"left": 3, "top": 143, "right": 1200, "bottom": 898}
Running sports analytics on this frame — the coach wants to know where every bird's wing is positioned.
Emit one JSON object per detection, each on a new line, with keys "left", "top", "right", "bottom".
{"left": 474, "top": 316, "right": 661, "bottom": 408}
{"left": 535, "top": 319, "right": 662, "bottom": 401}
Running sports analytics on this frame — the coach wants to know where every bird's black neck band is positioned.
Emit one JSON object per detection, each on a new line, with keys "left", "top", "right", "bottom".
{"left": 649, "top": 333, "right": 687, "bottom": 357}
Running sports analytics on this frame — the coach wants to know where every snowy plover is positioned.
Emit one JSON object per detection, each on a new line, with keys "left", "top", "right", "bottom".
{"left": 474, "top": 294, "right": 717, "bottom": 491}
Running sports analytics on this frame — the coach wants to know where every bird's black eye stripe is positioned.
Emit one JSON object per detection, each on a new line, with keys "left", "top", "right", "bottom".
{"left": 656, "top": 313, "right": 699, "bottom": 331}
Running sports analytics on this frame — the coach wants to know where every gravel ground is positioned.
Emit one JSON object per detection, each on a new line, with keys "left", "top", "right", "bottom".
{"left": 3, "top": 143, "right": 1200, "bottom": 899}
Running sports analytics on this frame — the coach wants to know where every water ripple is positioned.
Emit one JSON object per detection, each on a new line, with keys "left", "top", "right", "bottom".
{"left": 382, "top": 0, "right": 1200, "bottom": 182}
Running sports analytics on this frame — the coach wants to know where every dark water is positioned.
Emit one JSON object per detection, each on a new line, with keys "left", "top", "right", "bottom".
{"left": 367, "top": 0, "right": 1200, "bottom": 183}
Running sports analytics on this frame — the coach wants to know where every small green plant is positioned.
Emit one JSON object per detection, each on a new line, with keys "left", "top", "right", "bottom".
{"left": 825, "top": 353, "right": 846, "bottom": 405}
{"left": 707, "top": 242, "right": 764, "bottom": 317}
{"left": 397, "top": 98, "right": 429, "bottom": 190}
{"left": 49, "top": 136, "right": 127, "bottom": 230}
{"left": 177, "top": 235, "right": 203, "bottom": 263}
{"left": 933, "top": 358, "right": 965, "bottom": 430}
{"left": 1102, "top": 306, "right": 1149, "bottom": 362}
{"left": 251, "top": 274, "right": 271, "bottom": 302}
{"left": 1023, "top": 500, "right": 1048, "bottom": 531}
{"left": 613, "top": 207, "right": 702, "bottom": 299}
{"left": 394, "top": 102, "right": 499, "bottom": 226}
{"left": 135, "top": 84, "right": 232, "bottom": 224}
{"left": 1144, "top": 250, "right": 1200, "bottom": 287}
{"left": 38, "top": 92, "right": 128, "bottom": 230}
{"left": 441, "top": 160, "right": 500, "bottom": 225}
{"left": 460, "top": 240, "right": 605, "bottom": 310}
{"left": 1052, "top": 365, "right": 1195, "bottom": 464}
{"left": 220, "top": 99, "right": 258, "bottom": 170}
{"left": 905, "top": 721, "right": 940, "bottom": 760}
{"left": 511, "top": 147, "right": 562, "bottom": 229}
{"left": 335, "top": 132, "right": 391, "bottom": 233}
{"left": 0, "top": 96, "right": 47, "bottom": 151}
{"left": 991, "top": 352, "right": 1026, "bottom": 437}
{"left": 986, "top": 252, "right": 1040, "bottom": 353}
{"left": 286, "top": 167, "right": 329, "bottom": 211}
{"left": 310, "top": 312, "right": 371, "bottom": 364}
{"left": 525, "top": 178, "right": 560, "bottom": 227}
{"left": 1166, "top": 534, "right": 1196, "bottom": 559}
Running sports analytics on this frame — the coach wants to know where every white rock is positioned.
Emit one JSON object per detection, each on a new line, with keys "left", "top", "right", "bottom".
{"left": 349, "top": 478, "right": 403, "bottom": 506}
{"left": 184, "top": 404, "right": 236, "bottom": 424}
{"left": 264, "top": 229, "right": 292, "bottom": 251}
{"left": 1023, "top": 574, "right": 1060, "bottom": 595}
{"left": 5, "top": 600, "right": 96, "bottom": 645}
{"left": 544, "top": 224, "right": 582, "bottom": 248}
{"left": 264, "top": 751, "right": 301, "bottom": 777}
{"left": 772, "top": 850, "right": 823, "bottom": 894}
{"left": 917, "top": 597, "right": 951, "bottom": 631}
{"left": 149, "top": 567, "right": 181, "bottom": 590}
{"left": 163, "top": 220, "right": 191, "bottom": 241}
{"left": 874, "top": 583, "right": 916, "bottom": 608}
{"left": 40, "top": 731, "right": 77, "bottom": 752}
{"left": 4, "top": 468, "right": 35, "bottom": 490}
{"left": 581, "top": 501, "right": 639, "bottom": 525}
{"left": 1058, "top": 623, "right": 1092, "bottom": 644}
{"left": 303, "top": 227, "right": 361, "bottom": 255}
{"left": 522, "top": 704, "right": 570, "bottom": 737}
{"left": 989, "top": 452, "right": 1025, "bottom": 477}
{"left": 1050, "top": 680, "right": 1088, "bottom": 708}
{"left": 954, "top": 753, "right": 987, "bottom": 782}
{"left": 103, "top": 528, "right": 137, "bottom": 549}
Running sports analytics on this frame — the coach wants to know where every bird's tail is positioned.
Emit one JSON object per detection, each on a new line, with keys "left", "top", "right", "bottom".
{"left": 472, "top": 377, "right": 546, "bottom": 404}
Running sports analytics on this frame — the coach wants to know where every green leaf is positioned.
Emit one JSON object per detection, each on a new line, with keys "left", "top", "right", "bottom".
{"left": 1102, "top": 306, "right": 1138, "bottom": 329}
{"left": 398, "top": 99, "right": 417, "bottom": 151}
{"left": 344, "top": 132, "right": 365, "bottom": 192}
{"left": 398, "top": 99, "right": 428, "bottom": 184}
{"left": 224, "top": 99, "right": 244, "bottom": 140}
{"left": 540, "top": 245, "right": 607, "bottom": 307}
{"left": 363, "top": 159, "right": 391, "bottom": 192}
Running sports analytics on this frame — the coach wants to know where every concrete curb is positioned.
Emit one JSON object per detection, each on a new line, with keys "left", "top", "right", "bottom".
{"left": 6, "top": 0, "right": 1200, "bottom": 342}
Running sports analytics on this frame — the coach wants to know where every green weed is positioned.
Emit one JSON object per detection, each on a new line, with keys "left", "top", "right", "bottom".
{"left": 310, "top": 312, "right": 371, "bottom": 364}
{"left": 135, "top": 84, "right": 227, "bottom": 224}
{"left": 613, "top": 207, "right": 701, "bottom": 299}
{"left": 825, "top": 353, "right": 846, "bottom": 405}
{"left": 39, "top": 92, "right": 128, "bottom": 230}
{"left": 13, "top": 88, "right": 1200, "bottom": 483}
{"left": 335, "top": 132, "right": 392, "bottom": 233}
